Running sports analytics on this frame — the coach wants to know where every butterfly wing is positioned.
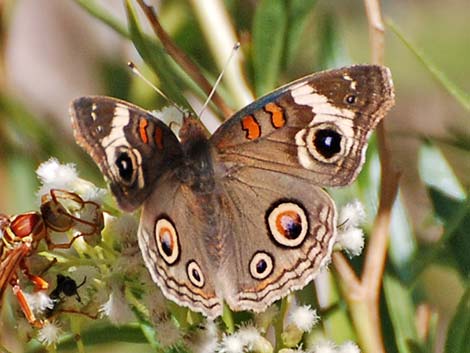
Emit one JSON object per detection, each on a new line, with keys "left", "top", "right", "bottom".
{"left": 211, "top": 65, "right": 394, "bottom": 186}
{"left": 218, "top": 169, "right": 336, "bottom": 313}
{"left": 138, "top": 170, "right": 224, "bottom": 318}
{"left": 70, "top": 96, "right": 184, "bottom": 211}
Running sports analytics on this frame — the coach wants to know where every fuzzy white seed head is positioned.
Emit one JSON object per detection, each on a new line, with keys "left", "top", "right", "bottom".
{"left": 338, "top": 200, "right": 366, "bottom": 229}
{"left": 336, "top": 227, "right": 365, "bottom": 257}
{"left": 287, "top": 305, "right": 319, "bottom": 332}
{"left": 337, "top": 341, "right": 361, "bottom": 353}
{"left": 218, "top": 332, "right": 245, "bottom": 353}
{"left": 36, "top": 158, "right": 79, "bottom": 195}
{"left": 37, "top": 320, "right": 62, "bottom": 345}
{"left": 100, "top": 286, "right": 134, "bottom": 325}
{"left": 309, "top": 341, "right": 337, "bottom": 353}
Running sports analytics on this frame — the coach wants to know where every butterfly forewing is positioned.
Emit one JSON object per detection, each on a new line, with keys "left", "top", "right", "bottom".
{"left": 211, "top": 65, "right": 394, "bottom": 187}
{"left": 70, "top": 96, "right": 183, "bottom": 211}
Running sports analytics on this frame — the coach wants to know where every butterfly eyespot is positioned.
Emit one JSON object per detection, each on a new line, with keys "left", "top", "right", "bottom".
{"left": 266, "top": 201, "right": 309, "bottom": 248}
{"left": 345, "top": 94, "right": 356, "bottom": 104}
{"left": 115, "top": 151, "right": 136, "bottom": 184}
{"left": 155, "top": 217, "right": 180, "bottom": 265}
{"left": 249, "top": 252, "right": 274, "bottom": 280}
{"left": 187, "top": 260, "right": 205, "bottom": 288}
{"left": 313, "top": 129, "right": 342, "bottom": 159}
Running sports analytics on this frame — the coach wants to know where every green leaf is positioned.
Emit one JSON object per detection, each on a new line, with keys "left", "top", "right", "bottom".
{"left": 284, "top": 0, "right": 317, "bottom": 67}
{"left": 74, "top": 0, "right": 128, "bottom": 37}
{"left": 429, "top": 188, "right": 470, "bottom": 278}
{"left": 445, "top": 286, "right": 470, "bottom": 353}
{"left": 383, "top": 275, "right": 418, "bottom": 353}
{"left": 387, "top": 19, "right": 470, "bottom": 112}
{"left": 252, "top": 0, "right": 287, "bottom": 96}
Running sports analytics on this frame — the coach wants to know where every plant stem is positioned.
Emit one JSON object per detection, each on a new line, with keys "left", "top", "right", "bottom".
{"left": 333, "top": 1, "right": 400, "bottom": 353}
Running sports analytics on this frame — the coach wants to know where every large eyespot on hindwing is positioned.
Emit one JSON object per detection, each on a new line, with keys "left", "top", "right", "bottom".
{"left": 266, "top": 200, "right": 309, "bottom": 248}
{"left": 154, "top": 216, "right": 180, "bottom": 265}
{"left": 249, "top": 251, "right": 274, "bottom": 280}
{"left": 112, "top": 146, "right": 141, "bottom": 185}
{"left": 187, "top": 260, "right": 205, "bottom": 288}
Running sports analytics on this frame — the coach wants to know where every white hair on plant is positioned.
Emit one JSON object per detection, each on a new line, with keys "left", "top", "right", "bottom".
{"left": 36, "top": 158, "right": 78, "bottom": 193}
{"left": 309, "top": 340, "right": 337, "bottom": 353}
{"left": 24, "top": 290, "right": 53, "bottom": 314}
{"left": 37, "top": 320, "right": 62, "bottom": 345}
{"left": 337, "top": 341, "right": 361, "bottom": 353}
{"left": 287, "top": 305, "right": 320, "bottom": 332}
{"left": 336, "top": 201, "right": 367, "bottom": 257}
{"left": 337, "top": 200, "right": 366, "bottom": 229}
{"left": 336, "top": 227, "right": 365, "bottom": 257}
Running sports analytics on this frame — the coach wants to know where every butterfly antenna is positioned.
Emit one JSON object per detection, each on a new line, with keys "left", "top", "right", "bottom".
{"left": 127, "top": 61, "right": 186, "bottom": 115}
{"left": 198, "top": 42, "right": 240, "bottom": 118}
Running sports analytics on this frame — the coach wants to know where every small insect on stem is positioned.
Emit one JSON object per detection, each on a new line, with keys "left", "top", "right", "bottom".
{"left": 0, "top": 189, "right": 103, "bottom": 327}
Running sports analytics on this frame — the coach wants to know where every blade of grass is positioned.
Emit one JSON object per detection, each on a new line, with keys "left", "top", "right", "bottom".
{"left": 387, "top": 19, "right": 470, "bottom": 112}
{"left": 252, "top": 0, "right": 287, "bottom": 96}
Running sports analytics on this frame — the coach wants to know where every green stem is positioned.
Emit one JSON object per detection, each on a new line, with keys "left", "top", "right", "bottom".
{"left": 274, "top": 295, "right": 291, "bottom": 351}
{"left": 222, "top": 303, "right": 235, "bottom": 334}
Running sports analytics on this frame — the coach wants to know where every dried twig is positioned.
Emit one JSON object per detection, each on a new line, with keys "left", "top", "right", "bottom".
{"left": 136, "top": 0, "right": 233, "bottom": 118}
{"left": 332, "top": 1, "right": 400, "bottom": 353}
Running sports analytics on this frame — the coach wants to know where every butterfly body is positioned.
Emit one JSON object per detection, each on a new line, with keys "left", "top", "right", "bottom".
{"left": 71, "top": 65, "right": 394, "bottom": 318}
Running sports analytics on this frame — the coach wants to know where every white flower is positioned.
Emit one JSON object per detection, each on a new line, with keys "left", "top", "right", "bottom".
{"left": 218, "top": 325, "right": 267, "bottom": 353}
{"left": 309, "top": 341, "right": 336, "bottom": 353}
{"left": 336, "top": 201, "right": 366, "bottom": 257}
{"left": 337, "top": 200, "right": 365, "bottom": 229}
{"left": 335, "top": 227, "right": 365, "bottom": 257}
{"left": 36, "top": 158, "right": 79, "bottom": 194}
{"left": 37, "top": 320, "right": 62, "bottom": 345}
{"left": 218, "top": 332, "right": 244, "bottom": 353}
{"left": 100, "top": 285, "right": 135, "bottom": 325}
{"left": 24, "top": 290, "right": 53, "bottom": 314}
{"left": 337, "top": 341, "right": 361, "bottom": 353}
{"left": 287, "top": 305, "right": 319, "bottom": 332}
{"left": 155, "top": 317, "right": 182, "bottom": 348}
{"left": 36, "top": 158, "right": 106, "bottom": 203}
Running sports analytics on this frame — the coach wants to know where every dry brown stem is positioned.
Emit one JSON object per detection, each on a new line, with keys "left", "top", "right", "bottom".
{"left": 136, "top": 0, "right": 233, "bottom": 118}
{"left": 332, "top": 1, "right": 400, "bottom": 353}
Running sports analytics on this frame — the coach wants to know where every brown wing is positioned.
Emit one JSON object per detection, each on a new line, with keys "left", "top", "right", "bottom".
{"left": 211, "top": 65, "right": 394, "bottom": 187}
{"left": 70, "top": 96, "right": 184, "bottom": 212}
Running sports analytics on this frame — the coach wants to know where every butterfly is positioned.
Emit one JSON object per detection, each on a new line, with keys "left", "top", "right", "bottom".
{"left": 70, "top": 65, "right": 394, "bottom": 318}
